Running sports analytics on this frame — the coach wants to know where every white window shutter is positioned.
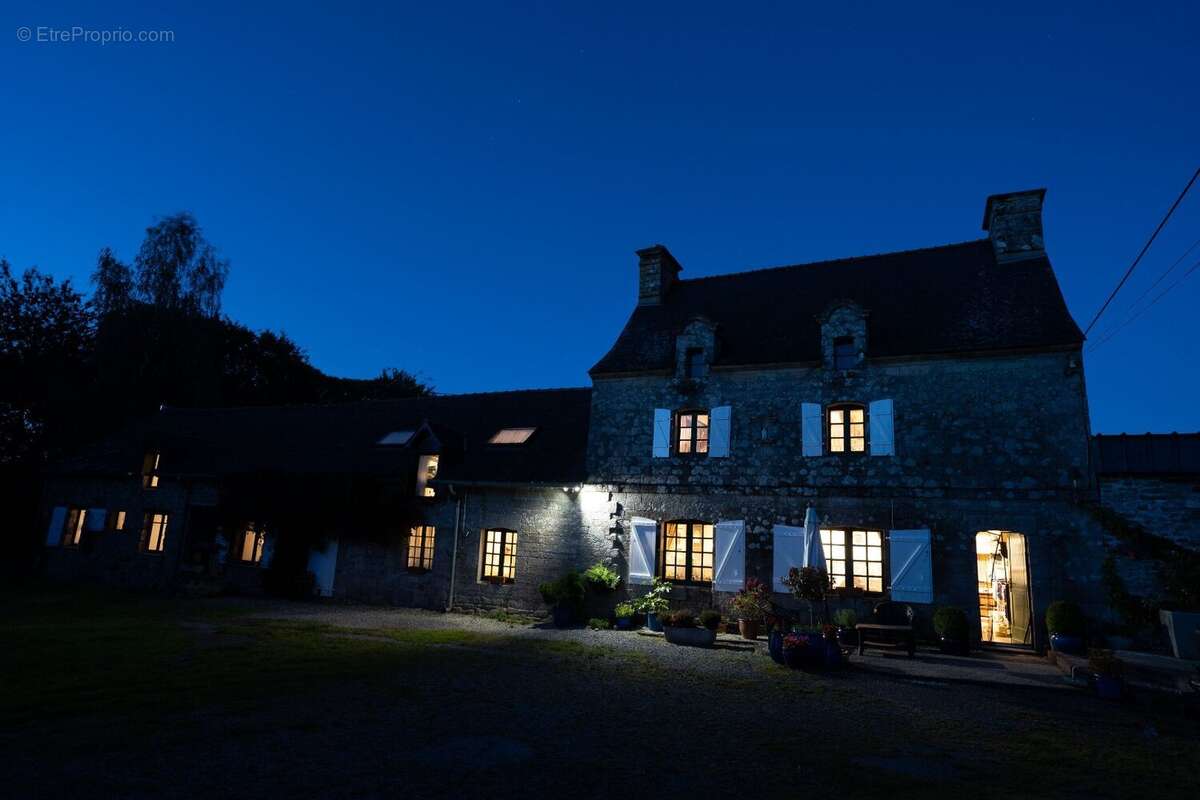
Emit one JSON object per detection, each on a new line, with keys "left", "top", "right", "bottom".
{"left": 45, "top": 507, "right": 67, "bottom": 546}
{"left": 86, "top": 508, "right": 107, "bottom": 532}
{"left": 771, "top": 524, "right": 806, "bottom": 592}
{"left": 652, "top": 409, "right": 671, "bottom": 458}
{"left": 260, "top": 533, "right": 276, "bottom": 569}
{"left": 802, "top": 403, "right": 823, "bottom": 457}
{"left": 709, "top": 405, "right": 731, "bottom": 458}
{"left": 869, "top": 399, "right": 895, "bottom": 456}
{"left": 628, "top": 517, "right": 658, "bottom": 585}
{"left": 889, "top": 529, "right": 932, "bottom": 603}
{"left": 713, "top": 520, "right": 745, "bottom": 591}
{"left": 307, "top": 539, "right": 340, "bottom": 597}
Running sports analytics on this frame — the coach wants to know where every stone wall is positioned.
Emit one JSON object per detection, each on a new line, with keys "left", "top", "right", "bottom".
{"left": 1098, "top": 476, "right": 1200, "bottom": 552}
{"left": 40, "top": 474, "right": 212, "bottom": 589}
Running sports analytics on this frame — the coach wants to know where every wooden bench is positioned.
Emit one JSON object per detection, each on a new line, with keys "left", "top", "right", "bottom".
{"left": 857, "top": 602, "right": 916, "bottom": 658}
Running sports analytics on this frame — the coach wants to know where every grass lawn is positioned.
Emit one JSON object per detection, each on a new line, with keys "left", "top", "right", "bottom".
{"left": 3, "top": 586, "right": 1198, "bottom": 799}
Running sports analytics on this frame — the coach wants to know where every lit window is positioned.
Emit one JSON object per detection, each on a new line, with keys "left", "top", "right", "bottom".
{"left": 142, "top": 451, "right": 161, "bottom": 489}
{"left": 378, "top": 430, "right": 414, "bottom": 446}
{"left": 675, "top": 410, "right": 709, "bottom": 455}
{"left": 416, "top": 454, "right": 439, "bottom": 497}
{"left": 661, "top": 521, "right": 714, "bottom": 584}
{"left": 488, "top": 428, "right": 536, "bottom": 445}
{"left": 821, "top": 528, "right": 884, "bottom": 593}
{"left": 407, "top": 525, "right": 435, "bottom": 571}
{"left": 143, "top": 513, "right": 168, "bottom": 553}
{"left": 240, "top": 524, "right": 265, "bottom": 564}
{"left": 481, "top": 529, "right": 517, "bottom": 583}
{"left": 833, "top": 336, "right": 859, "bottom": 370}
{"left": 110, "top": 510, "right": 127, "bottom": 532}
{"left": 828, "top": 405, "right": 866, "bottom": 453}
{"left": 63, "top": 508, "right": 86, "bottom": 547}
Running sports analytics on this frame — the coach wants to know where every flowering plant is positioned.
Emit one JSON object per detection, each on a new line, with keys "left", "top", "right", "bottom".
{"left": 782, "top": 632, "right": 810, "bottom": 652}
{"left": 729, "top": 578, "right": 772, "bottom": 622}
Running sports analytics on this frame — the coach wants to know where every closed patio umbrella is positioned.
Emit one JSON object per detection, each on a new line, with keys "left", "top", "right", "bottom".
{"left": 802, "top": 505, "right": 827, "bottom": 572}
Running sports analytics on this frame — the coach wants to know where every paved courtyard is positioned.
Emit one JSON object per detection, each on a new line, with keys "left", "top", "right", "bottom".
{"left": 4, "top": 589, "right": 1198, "bottom": 799}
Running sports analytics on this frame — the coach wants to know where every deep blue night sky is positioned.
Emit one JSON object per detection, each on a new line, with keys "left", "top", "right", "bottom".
{"left": 2, "top": 2, "right": 1197, "bottom": 434}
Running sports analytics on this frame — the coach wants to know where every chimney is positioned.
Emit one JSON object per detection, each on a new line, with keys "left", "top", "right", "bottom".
{"left": 636, "top": 244, "right": 682, "bottom": 305}
{"left": 982, "top": 188, "right": 1046, "bottom": 262}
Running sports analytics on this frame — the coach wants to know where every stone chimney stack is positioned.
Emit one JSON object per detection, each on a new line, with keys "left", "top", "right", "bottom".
{"left": 636, "top": 244, "right": 682, "bottom": 305}
{"left": 982, "top": 188, "right": 1047, "bottom": 263}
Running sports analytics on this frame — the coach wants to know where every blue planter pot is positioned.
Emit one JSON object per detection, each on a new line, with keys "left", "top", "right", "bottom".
{"left": 768, "top": 631, "right": 785, "bottom": 664}
{"left": 824, "top": 639, "right": 843, "bottom": 669}
{"left": 615, "top": 617, "right": 633, "bottom": 631}
{"left": 783, "top": 645, "right": 807, "bottom": 669}
{"left": 1050, "top": 634, "right": 1084, "bottom": 655}
{"left": 551, "top": 605, "right": 574, "bottom": 628}
{"left": 646, "top": 612, "right": 663, "bottom": 632}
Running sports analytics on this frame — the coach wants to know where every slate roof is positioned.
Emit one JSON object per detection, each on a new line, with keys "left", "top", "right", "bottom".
{"left": 1093, "top": 433, "right": 1200, "bottom": 476}
{"left": 591, "top": 239, "right": 1083, "bottom": 374}
{"left": 50, "top": 388, "right": 592, "bottom": 487}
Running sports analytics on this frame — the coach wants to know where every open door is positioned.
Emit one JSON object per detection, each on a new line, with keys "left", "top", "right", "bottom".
{"left": 1006, "top": 534, "right": 1032, "bottom": 645}
{"left": 976, "top": 530, "right": 1032, "bottom": 646}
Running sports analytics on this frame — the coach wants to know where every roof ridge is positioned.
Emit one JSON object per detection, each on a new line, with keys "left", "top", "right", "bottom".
{"left": 158, "top": 386, "right": 592, "bottom": 415}
{"left": 679, "top": 238, "right": 990, "bottom": 285}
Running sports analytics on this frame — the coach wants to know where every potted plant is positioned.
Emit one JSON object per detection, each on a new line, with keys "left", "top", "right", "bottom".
{"left": 822, "top": 624, "right": 843, "bottom": 669}
{"left": 614, "top": 602, "right": 636, "bottom": 630}
{"left": 700, "top": 609, "right": 722, "bottom": 633}
{"left": 1046, "top": 600, "right": 1086, "bottom": 654}
{"left": 782, "top": 566, "right": 831, "bottom": 626}
{"left": 1089, "top": 648, "right": 1125, "bottom": 701}
{"left": 633, "top": 577, "right": 672, "bottom": 631}
{"left": 729, "top": 578, "right": 771, "bottom": 640}
{"left": 833, "top": 608, "right": 858, "bottom": 647}
{"left": 933, "top": 606, "right": 971, "bottom": 656}
{"left": 767, "top": 615, "right": 787, "bottom": 664}
{"left": 782, "top": 632, "right": 810, "bottom": 669}
{"left": 662, "top": 610, "right": 717, "bottom": 647}
{"left": 538, "top": 571, "right": 585, "bottom": 628}
{"left": 583, "top": 562, "right": 620, "bottom": 592}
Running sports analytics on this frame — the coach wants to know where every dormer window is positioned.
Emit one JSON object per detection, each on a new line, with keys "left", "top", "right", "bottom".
{"left": 142, "top": 451, "right": 161, "bottom": 489}
{"left": 829, "top": 404, "right": 866, "bottom": 453}
{"left": 833, "top": 337, "right": 858, "bottom": 370}
{"left": 675, "top": 410, "right": 709, "bottom": 455}
{"left": 416, "top": 454, "right": 439, "bottom": 497}
{"left": 378, "top": 431, "right": 414, "bottom": 446}
{"left": 489, "top": 428, "right": 536, "bottom": 445}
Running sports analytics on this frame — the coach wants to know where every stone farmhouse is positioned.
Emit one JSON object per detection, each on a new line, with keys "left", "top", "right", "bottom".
{"left": 38, "top": 189, "right": 1198, "bottom": 650}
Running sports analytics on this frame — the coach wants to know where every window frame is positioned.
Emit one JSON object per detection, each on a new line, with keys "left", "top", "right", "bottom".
{"left": 407, "top": 525, "right": 436, "bottom": 573}
{"left": 827, "top": 403, "right": 868, "bottom": 455}
{"left": 142, "top": 512, "right": 169, "bottom": 554}
{"left": 657, "top": 520, "right": 716, "bottom": 586}
{"left": 673, "top": 409, "right": 710, "bottom": 457}
{"left": 480, "top": 528, "right": 518, "bottom": 585}
{"left": 142, "top": 451, "right": 161, "bottom": 489}
{"left": 820, "top": 527, "right": 886, "bottom": 594}
{"left": 238, "top": 523, "right": 266, "bottom": 565}
{"left": 62, "top": 507, "right": 86, "bottom": 548}
{"left": 832, "top": 336, "right": 858, "bottom": 370}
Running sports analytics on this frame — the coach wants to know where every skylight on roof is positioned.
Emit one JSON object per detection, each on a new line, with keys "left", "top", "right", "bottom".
{"left": 489, "top": 427, "right": 536, "bottom": 445}
{"left": 378, "top": 430, "right": 415, "bottom": 446}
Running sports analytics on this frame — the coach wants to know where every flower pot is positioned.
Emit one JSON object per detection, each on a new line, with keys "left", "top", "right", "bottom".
{"left": 783, "top": 645, "right": 807, "bottom": 669}
{"left": 1050, "top": 633, "right": 1083, "bottom": 655}
{"left": 939, "top": 636, "right": 970, "bottom": 656}
{"left": 823, "top": 640, "right": 843, "bottom": 669}
{"left": 1094, "top": 675, "right": 1123, "bottom": 701}
{"left": 615, "top": 617, "right": 633, "bottom": 631}
{"left": 551, "top": 605, "right": 573, "bottom": 628}
{"left": 663, "top": 625, "right": 717, "bottom": 647}
{"left": 738, "top": 619, "right": 760, "bottom": 640}
{"left": 646, "top": 612, "right": 663, "bottom": 632}
{"left": 836, "top": 626, "right": 858, "bottom": 647}
{"left": 768, "top": 631, "right": 785, "bottom": 664}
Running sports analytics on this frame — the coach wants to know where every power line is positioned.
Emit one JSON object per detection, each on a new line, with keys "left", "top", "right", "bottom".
{"left": 1087, "top": 257, "right": 1200, "bottom": 353}
{"left": 1082, "top": 165, "right": 1200, "bottom": 337}
{"left": 1091, "top": 235, "right": 1200, "bottom": 339}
